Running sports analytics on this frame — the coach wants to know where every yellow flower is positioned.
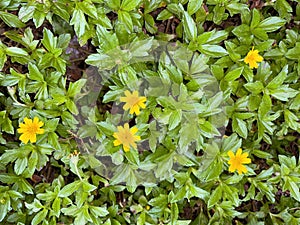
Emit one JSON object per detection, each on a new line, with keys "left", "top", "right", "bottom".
{"left": 120, "top": 90, "right": 146, "bottom": 115}
{"left": 227, "top": 148, "right": 251, "bottom": 175}
{"left": 17, "top": 117, "right": 45, "bottom": 144}
{"left": 113, "top": 123, "right": 141, "bottom": 152}
{"left": 244, "top": 47, "right": 263, "bottom": 69}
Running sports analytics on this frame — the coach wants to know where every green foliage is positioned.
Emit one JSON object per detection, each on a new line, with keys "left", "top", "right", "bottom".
{"left": 1, "top": 0, "right": 300, "bottom": 224}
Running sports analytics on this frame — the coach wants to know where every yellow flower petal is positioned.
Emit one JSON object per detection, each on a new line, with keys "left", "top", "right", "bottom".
{"left": 132, "top": 105, "right": 140, "bottom": 115}
{"left": 132, "top": 91, "right": 139, "bottom": 97}
{"left": 19, "top": 123, "right": 26, "bottom": 129}
{"left": 134, "top": 135, "right": 141, "bottom": 141}
{"left": 120, "top": 97, "right": 127, "bottom": 102}
{"left": 124, "top": 90, "right": 131, "bottom": 97}
{"left": 244, "top": 47, "right": 264, "bottom": 69}
{"left": 117, "top": 125, "right": 124, "bottom": 133}
{"left": 227, "top": 149, "right": 251, "bottom": 175}
{"left": 120, "top": 90, "right": 147, "bottom": 115}
{"left": 130, "top": 127, "right": 138, "bottom": 134}
{"left": 36, "top": 128, "right": 45, "bottom": 135}
{"left": 29, "top": 134, "right": 37, "bottom": 143}
{"left": 228, "top": 164, "right": 236, "bottom": 173}
{"left": 123, "top": 103, "right": 130, "bottom": 111}
{"left": 138, "top": 102, "right": 146, "bottom": 109}
{"left": 227, "top": 150, "right": 235, "bottom": 158}
{"left": 236, "top": 148, "right": 242, "bottom": 156}
{"left": 123, "top": 145, "right": 130, "bottom": 152}
{"left": 18, "top": 117, "right": 45, "bottom": 144}
{"left": 24, "top": 117, "right": 32, "bottom": 124}
{"left": 114, "top": 139, "right": 121, "bottom": 146}
{"left": 124, "top": 123, "right": 129, "bottom": 130}
{"left": 113, "top": 124, "right": 141, "bottom": 152}
{"left": 113, "top": 132, "right": 118, "bottom": 139}
{"left": 17, "top": 128, "right": 26, "bottom": 133}
{"left": 237, "top": 165, "right": 248, "bottom": 175}
{"left": 19, "top": 134, "right": 29, "bottom": 144}
{"left": 241, "top": 157, "right": 251, "bottom": 164}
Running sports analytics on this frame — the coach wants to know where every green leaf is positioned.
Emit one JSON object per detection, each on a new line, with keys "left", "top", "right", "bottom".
{"left": 70, "top": 9, "right": 88, "bottom": 38}
{"left": 266, "top": 65, "right": 288, "bottom": 89}
{"left": 213, "top": 5, "right": 226, "bottom": 25}
{"left": 207, "top": 186, "right": 222, "bottom": 208}
{"left": 274, "top": 0, "right": 293, "bottom": 19}
{"left": 189, "top": 184, "right": 209, "bottom": 200}
{"left": 107, "top": 0, "right": 121, "bottom": 10}
{"left": 170, "top": 203, "right": 179, "bottom": 224}
{"left": 232, "top": 117, "right": 248, "bottom": 139}
{"left": 1, "top": 114, "right": 14, "bottom": 134}
{"left": 66, "top": 99, "right": 79, "bottom": 115}
{"left": 41, "top": 28, "right": 57, "bottom": 52}
{"left": 90, "top": 206, "right": 109, "bottom": 217}
{"left": 85, "top": 53, "right": 114, "bottom": 70}
{"left": 187, "top": 0, "right": 203, "bottom": 15}
{"left": 199, "top": 121, "right": 220, "bottom": 138}
{"left": 226, "top": 3, "right": 249, "bottom": 17}
{"left": 286, "top": 42, "right": 300, "bottom": 60}
{"left": 97, "top": 121, "right": 115, "bottom": 136}
{"left": 284, "top": 178, "right": 300, "bottom": 202}
{"left": 224, "top": 67, "right": 243, "bottom": 82}
{"left": 157, "top": 9, "right": 173, "bottom": 20}
{"left": 82, "top": 180, "right": 97, "bottom": 192}
{"left": 121, "top": 0, "right": 140, "bottom": 11}
{"left": 250, "top": 8, "right": 260, "bottom": 28}
{"left": 206, "top": 30, "right": 228, "bottom": 44}
{"left": 14, "top": 157, "right": 28, "bottom": 175}
{"left": 67, "top": 79, "right": 86, "bottom": 98}
{"left": 232, "top": 24, "right": 251, "bottom": 44}
{"left": 252, "top": 28, "right": 268, "bottom": 40}
{"left": 169, "top": 110, "right": 182, "bottom": 130}
{"left": 257, "top": 17, "right": 286, "bottom": 32}
{"left": 284, "top": 109, "right": 300, "bottom": 131}
{"left": 28, "top": 63, "right": 44, "bottom": 81}
{"left": 129, "top": 37, "right": 153, "bottom": 57}
{"left": 182, "top": 11, "right": 197, "bottom": 41}
{"left": 290, "top": 93, "right": 300, "bottom": 110}
{"left": 244, "top": 81, "right": 264, "bottom": 94}
{"left": 258, "top": 94, "right": 271, "bottom": 117}
{"left": 59, "top": 180, "right": 81, "bottom": 197}
{"left": 52, "top": 197, "right": 61, "bottom": 217}
{"left": 269, "top": 86, "right": 298, "bottom": 101}
{"left": 31, "top": 209, "right": 48, "bottom": 225}
{"left": 0, "top": 200, "right": 8, "bottom": 222}
{"left": 78, "top": 1, "right": 97, "bottom": 19}
{"left": 178, "top": 121, "right": 197, "bottom": 153}
{"left": 5, "top": 47, "right": 28, "bottom": 57}
{"left": 52, "top": 2, "right": 70, "bottom": 22}
{"left": 144, "top": 14, "right": 157, "bottom": 34}
{"left": 118, "top": 10, "right": 133, "bottom": 32}
{"left": 225, "top": 41, "right": 240, "bottom": 62}
{"left": 252, "top": 150, "right": 273, "bottom": 159}
{"left": 0, "top": 11, "right": 25, "bottom": 28}
{"left": 199, "top": 44, "right": 228, "bottom": 57}
{"left": 0, "top": 48, "right": 7, "bottom": 70}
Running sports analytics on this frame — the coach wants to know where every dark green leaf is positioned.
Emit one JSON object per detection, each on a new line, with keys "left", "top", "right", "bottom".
{"left": 257, "top": 17, "right": 286, "bottom": 32}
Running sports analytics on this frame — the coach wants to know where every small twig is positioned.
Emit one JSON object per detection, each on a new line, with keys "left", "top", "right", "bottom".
{"left": 69, "top": 57, "right": 86, "bottom": 63}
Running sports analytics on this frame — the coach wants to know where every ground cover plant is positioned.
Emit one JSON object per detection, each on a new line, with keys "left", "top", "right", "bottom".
{"left": 0, "top": 0, "right": 300, "bottom": 224}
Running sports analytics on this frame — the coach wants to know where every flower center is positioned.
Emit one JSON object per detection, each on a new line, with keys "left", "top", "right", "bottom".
{"left": 27, "top": 124, "right": 39, "bottom": 134}
{"left": 129, "top": 96, "right": 140, "bottom": 106}
{"left": 248, "top": 53, "right": 256, "bottom": 61}
{"left": 122, "top": 133, "right": 133, "bottom": 143}
{"left": 233, "top": 156, "right": 242, "bottom": 165}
